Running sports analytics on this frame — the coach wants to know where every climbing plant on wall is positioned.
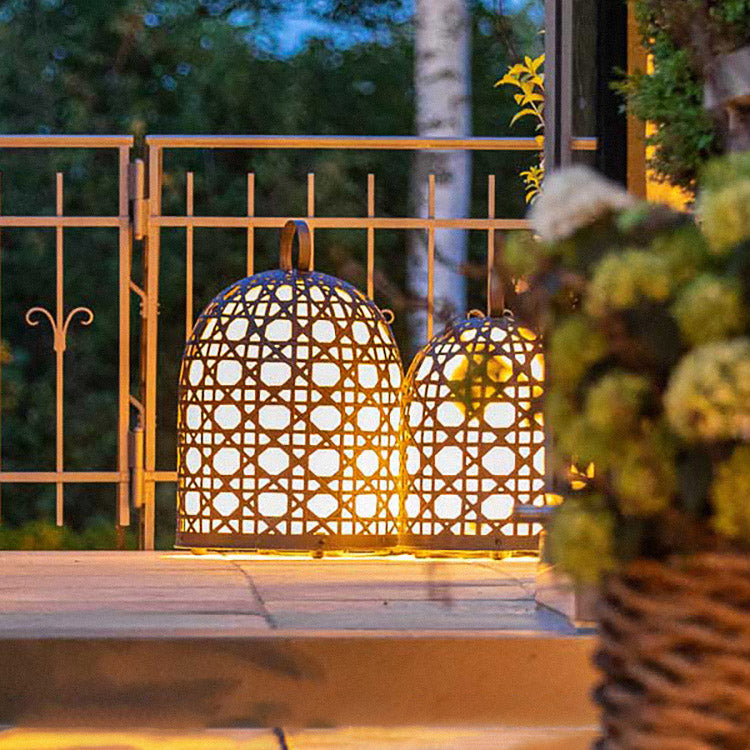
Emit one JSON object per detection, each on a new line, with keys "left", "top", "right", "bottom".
{"left": 618, "top": 0, "right": 750, "bottom": 194}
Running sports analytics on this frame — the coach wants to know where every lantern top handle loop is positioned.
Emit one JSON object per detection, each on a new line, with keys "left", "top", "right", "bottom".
{"left": 280, "top": 219, "right": 313, "bottom": 272}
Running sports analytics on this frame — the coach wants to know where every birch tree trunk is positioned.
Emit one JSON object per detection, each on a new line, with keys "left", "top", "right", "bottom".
{"left": 408, "top": 0, "right": 472, "bottom": 355}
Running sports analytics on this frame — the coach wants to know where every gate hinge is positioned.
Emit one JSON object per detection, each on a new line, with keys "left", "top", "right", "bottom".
{"left": 128, "top": 159, "right": 148, "bottom": 241}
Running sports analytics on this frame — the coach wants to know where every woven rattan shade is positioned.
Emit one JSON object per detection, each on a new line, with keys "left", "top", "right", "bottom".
{"left": 176, "top": 222, "right": 403, "bottom": 551}
{"left": 400, "top": 314, "right": 546, "bottom": 551}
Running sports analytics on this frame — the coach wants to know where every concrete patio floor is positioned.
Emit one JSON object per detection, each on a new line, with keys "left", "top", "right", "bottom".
{"left": 0, "top": 551, "right": 567, "bottom": 635}
{"left": 0, "top": 552, "right": 598, "bottom": 739}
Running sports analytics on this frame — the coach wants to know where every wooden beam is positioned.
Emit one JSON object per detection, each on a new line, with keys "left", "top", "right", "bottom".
{"left": 626, "top": 0, "right": 648, "bottom": 198}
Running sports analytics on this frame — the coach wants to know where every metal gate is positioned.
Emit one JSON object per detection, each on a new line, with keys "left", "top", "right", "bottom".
{"left": 0, "top": 133, "right": 596, "bottom": 550}
{"left": 0, "top": 135, "right": 134, "bottom": 540}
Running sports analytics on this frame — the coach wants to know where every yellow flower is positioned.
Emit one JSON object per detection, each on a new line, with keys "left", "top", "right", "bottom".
{"left": 613, "top": 438, "right": 675, "bottom": 517}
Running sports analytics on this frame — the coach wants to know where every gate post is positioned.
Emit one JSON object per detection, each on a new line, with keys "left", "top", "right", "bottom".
{"left": 544, "top": 0, "right": 574, "bottom": 171}
{"left": 139, "top": 144, "right": 162, "bottom": 551}
{"left": 117, "top": 145, "right": 132, "bottom": 548}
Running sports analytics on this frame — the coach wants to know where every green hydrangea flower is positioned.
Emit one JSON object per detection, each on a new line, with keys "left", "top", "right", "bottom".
{"left": 585, "top": 371, "right": 651, "bottom": 436}
{"left": 547, "top": 314, "right": 607, "bottom": 391}
{"left": 650, "top": 224, "right": 707, "bottom": 283}
{"left": 615, "top": 202, "right": 654, "bottom": 235}
{"left": 503, "top": 231, "right": 544, "bottom": 279}
{"left": 556, "top": 415, "right": 618, "bottom": 473}
{"left": 665, "top": 339, "right": 750, "bottom": 442}
{"left": 545, "top": 389, "right": 576, "bottom": 433}
{"left": 586, "top": 249, "right": 672, "bottom": 317}
{"left": 524, "top": 160, "right": 750, "bottom": 578}
{"left": 701, "top": 153, "right": 750, "bottom": 192}
{"left": 548, "top": 497, "right": 616, "bottom": 583}
{"left": 612, "top": 435, "right": 676, "bottom": 517}
{"left": 699, "top": 179, "right": 750, "bottom": 255}
{"left": 672, "top": 275, "right": 745, "bottom": 346}
{"left": 711, "top": 445, "right": 750, "bottom": 543}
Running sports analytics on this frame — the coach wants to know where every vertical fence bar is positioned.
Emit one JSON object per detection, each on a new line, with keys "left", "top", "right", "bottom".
{"left": 367, "top": 173, "right": 375, "bottom": 299}
{"left": 117, "top": 146, "right": 131, "bottom": 533}
{"left": 130, "top": 159, "right": 146, "bottom": 241}
{"left": 544, "top": 0, "right": 560, "bottom": 169}
{"left": 55, "top": 173, "right": 64, "bottom": 526}
{"left": 427, "top": 173, "right": 435, "bottom": 341}
{"left": 307, "top": 172, "right": 315, "bottom": 269}
{"left": 560, "top": 0, "right": 574, "bottom": 166}
{"left": 246, "top": 173, "right": 255, "bottom": 277}
{"left": 486, "top": 174, "right": 496, "bottom": 316}
{"left": 185, "top": 172, "right": 194, "bottom": 340}
{"left": 141, "top": 145, "right": 161, "bottom": 550}
{"left": 0, "top": 173, "right": 2, "bottom": 524}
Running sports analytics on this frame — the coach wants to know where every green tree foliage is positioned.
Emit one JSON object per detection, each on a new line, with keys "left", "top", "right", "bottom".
{"left": 0, "top": 0, "right": 535, "bottom": 543}
{"left": 618, "top": 0, "right": 750, "bottom": 193}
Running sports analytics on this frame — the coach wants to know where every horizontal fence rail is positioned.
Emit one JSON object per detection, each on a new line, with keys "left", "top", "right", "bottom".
{"left": 0, "top": 133, "right": 598, "bottom": 549}
{"left": 144, "top": 134, "right": 597, "bottom": 150}
{"left": 0, "top": 135, "right": 134, "bottom": 148}
{"left": 0, "top": 217, "right": 127, "bottom": 228}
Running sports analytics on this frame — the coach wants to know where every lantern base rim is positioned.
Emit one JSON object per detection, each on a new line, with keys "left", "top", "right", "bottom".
{"left": 175, "top": 532, "right": 398, "bottom": 553}
{"left": 398, "top": 533, "right": 541, "bottom": 553}
{"left": 175, "top": 532, "right": 540, "bottom": 554}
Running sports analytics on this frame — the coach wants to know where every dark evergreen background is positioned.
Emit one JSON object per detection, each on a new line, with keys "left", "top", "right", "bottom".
{"left": 0, "top": 0, "right": 541, "bottom": 543}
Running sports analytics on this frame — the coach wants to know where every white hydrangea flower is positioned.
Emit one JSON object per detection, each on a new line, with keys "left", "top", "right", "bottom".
{"left": 529, "top": 165, "right": 635, "bottom": 243}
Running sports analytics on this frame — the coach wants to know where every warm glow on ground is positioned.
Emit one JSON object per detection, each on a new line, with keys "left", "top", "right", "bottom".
{"left": 0, "top": 729, "right": 272, "bottom": 750}
{"left": 0, "top": 727, "right": 597, "bottom": 750}
{"left": 161, "top": 551, "right": 540, "bottom": 562}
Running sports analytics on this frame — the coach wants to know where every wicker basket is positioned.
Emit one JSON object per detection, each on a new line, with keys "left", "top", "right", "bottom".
{"left": 594, "top": 553, "right": 750, "bottom": 749}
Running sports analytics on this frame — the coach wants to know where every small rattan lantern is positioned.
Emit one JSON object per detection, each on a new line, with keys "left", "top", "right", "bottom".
{"left": 400, "top": 312, "right": 546, "bottom": 551}
{"left": 176, "top": 220, "right": 403, "bottom": 551}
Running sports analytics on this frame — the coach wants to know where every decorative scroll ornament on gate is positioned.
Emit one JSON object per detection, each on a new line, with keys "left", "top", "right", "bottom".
{"left": 25, "top": 306, "right": 94, "bottom": 354}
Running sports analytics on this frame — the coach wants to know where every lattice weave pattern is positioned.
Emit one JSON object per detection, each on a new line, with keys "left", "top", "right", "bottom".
{"left": 596, "top": 554, "right": 750, "bottom": 750}
{"left": 177, "top": 269, "right": 403, "bottom": 549}
{"left": 401, "top": 315, "right": 546, "bottom": 549}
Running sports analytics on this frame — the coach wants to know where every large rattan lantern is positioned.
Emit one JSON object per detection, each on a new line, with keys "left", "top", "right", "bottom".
{"left": 176, "top": 220, "right": 403, "bottom": 551}
{"left": 400, "top": 312, "right": 546, "bottom": 551}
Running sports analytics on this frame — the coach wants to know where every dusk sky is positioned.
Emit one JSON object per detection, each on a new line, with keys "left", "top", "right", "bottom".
{"left": 227, "top": 0, "right": 542, "bottom": 57}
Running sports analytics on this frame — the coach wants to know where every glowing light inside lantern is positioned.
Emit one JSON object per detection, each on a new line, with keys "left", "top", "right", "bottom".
{"left": 176, "top": 262, "right": 403, "bottom": 549}
{"left": 401, "top": 315, "right": 547, "bottom": 547}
